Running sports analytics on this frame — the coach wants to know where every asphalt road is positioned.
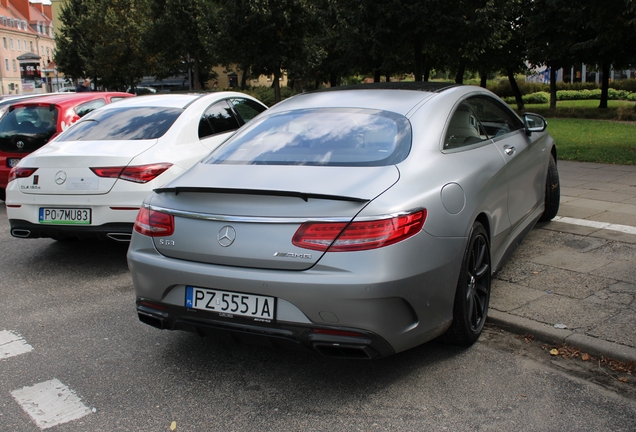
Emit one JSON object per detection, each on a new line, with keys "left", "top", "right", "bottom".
{"left": 1, "top": 203, "right": 636, "bottom": 431}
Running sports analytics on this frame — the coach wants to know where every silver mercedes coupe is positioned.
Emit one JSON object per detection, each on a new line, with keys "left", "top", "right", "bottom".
{"left": 127, "top": 83, "right": 559, "bottom": 359}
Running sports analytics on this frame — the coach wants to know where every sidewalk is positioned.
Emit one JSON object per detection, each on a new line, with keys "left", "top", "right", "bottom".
{"left": 488, "top": 160, "right": 636, "bottom": 363}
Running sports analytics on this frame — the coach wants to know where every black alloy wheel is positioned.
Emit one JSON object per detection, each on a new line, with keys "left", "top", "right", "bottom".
{"left": 441, "top": 221, "right": 491, "bottom": 345}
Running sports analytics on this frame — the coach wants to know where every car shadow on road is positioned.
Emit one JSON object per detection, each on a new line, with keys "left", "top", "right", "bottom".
{"left": 149, "top": 330, "right": 473, "bottom": 405}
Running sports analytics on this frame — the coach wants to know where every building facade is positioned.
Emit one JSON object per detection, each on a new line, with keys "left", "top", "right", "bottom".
{"left": 0, "top": 0, "right": 55, "bottom": 95}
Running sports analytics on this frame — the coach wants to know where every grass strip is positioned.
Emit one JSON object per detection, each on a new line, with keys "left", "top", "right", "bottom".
{"left": 545, "top": 118, "right": 636, "bottom": 165}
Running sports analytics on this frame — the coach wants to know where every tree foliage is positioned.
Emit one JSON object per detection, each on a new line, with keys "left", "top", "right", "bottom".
{"left": 54, "top": 0, "right": 636, "bottom": 110}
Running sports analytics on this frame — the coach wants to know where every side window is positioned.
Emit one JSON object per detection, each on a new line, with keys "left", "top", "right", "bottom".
{"left": 75, "top": 99, "right": 106, "bottom": 118}
{"left": 466, "top": 96, "right": 524, "bottom": 139}
{"left": 444, "top": 102, "right": 487, "bottom": 150}
{"left": 230, "top": 98, "right": 266, "bottom": 124}
{"left": 198, "top": 100, "right": 241, "bottom": 139}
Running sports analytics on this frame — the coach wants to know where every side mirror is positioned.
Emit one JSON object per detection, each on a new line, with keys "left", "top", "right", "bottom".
{"left": 524, "top": 113, "right": 547, "bottom": 135}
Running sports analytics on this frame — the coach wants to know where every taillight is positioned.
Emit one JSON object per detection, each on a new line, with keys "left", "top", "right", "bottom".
{"left": 90, "top": 163, "right": 173, "bottom": 184}
{"left": 292, "top": 209, "right": 426, "bottom": 252}
{"left": 134, "top": 207, "right": 174, "bottom": 237}
{"left": 8, "top": 167, "right": 38, "bottom": 183}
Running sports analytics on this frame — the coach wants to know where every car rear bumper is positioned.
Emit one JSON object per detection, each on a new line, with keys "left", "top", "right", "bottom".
{"left": 128, "top": 231, "right": 466, "bottom": 355}
{"left": 9, "top": 219, "right": 134, "bottom": 241}
{"left": 136, "top": 301, "right": 395, "bottom": 359}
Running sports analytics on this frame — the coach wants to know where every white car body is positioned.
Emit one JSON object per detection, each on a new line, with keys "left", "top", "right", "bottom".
{"left": 6, "top": 92, "right": 267, "bottom": 241}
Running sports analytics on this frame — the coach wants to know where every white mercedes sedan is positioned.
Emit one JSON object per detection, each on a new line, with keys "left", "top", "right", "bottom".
{"left": 5, "top": 92, "right": 267, "bottom": 241}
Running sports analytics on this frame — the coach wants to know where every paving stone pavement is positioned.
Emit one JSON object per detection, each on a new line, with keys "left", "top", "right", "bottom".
{"left": 488, "top": 160, "right": 636, "bottom": 363}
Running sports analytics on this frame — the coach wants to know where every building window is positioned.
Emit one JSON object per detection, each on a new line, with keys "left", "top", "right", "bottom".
{"left": 17, "top": 40, "right": 20, "bottom": 51}
{"left": 23, "top": 40, "right": 26, "bottom": 51}
{"left": 9, "top": 38, "right": 13, "bottom": 50}
{"left": 4, "top": 59, "right": 8, "bottom": 71}
{"left": 30, "top": 41, "right": 33, "bottom": 52}
{"left": 2, "top": 38, "right": 6, "bottom": 49}
{"left": 12, "top": 59, "right": 16, "bottom": 72}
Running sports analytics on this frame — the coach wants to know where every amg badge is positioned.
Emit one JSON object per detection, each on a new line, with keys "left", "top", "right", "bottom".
{"left": 273, "top": 252, "right": 312, "bottom": 259}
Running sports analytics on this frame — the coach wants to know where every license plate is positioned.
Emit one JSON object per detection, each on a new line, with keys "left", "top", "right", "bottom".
{"left": 8, "top": 158, "right": 20, "bottom": 168}
{"left": 185, "top": 286, "right": 275, "bottom": 322}
{"left": 39, "top": 208, "right": 91, "bottom": 225}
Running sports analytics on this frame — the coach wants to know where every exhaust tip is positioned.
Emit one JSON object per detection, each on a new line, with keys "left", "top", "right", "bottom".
{"left": 107, "top": 233, "right": 132, "bottom": 242}
{"left": 313, "top": 343, "right": 378, "bottom": 359}
{"left": 11, "top": 229, "right": 31, "bottom": 238}
{"left": 138, "top": 312, "right": 168, "bottom": 329}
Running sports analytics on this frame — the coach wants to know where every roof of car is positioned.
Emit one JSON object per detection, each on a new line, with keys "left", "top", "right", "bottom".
{"left": 95, "top": 91, "right": 258, "bottom": 110}
{"left": 6, "top": 92, "right": 133, "bottom": 108}
{"left": 314, "top": 82, "right": 462, "bottom": 94}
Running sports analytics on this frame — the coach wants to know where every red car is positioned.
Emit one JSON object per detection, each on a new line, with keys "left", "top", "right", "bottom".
{"left": 0, "top": 92, "right": 133, "bottom": 200}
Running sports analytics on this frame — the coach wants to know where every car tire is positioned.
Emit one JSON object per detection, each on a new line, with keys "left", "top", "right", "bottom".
{"left": 539, "top": 153, "right": 560, "bottom": 222}
{"left": 441, "top": 221, "right": 491, "bottom": 346}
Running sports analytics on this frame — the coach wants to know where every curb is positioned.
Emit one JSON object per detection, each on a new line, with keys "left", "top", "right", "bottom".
{"left": 487, "top": 309, "right": 636, "bottom": 364}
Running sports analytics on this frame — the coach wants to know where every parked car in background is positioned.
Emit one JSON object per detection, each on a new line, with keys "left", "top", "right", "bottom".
{"left": 6, "top": 92, "right": 268, "bottom": 240}
{"left": 0, "top": 93, "right": 59, "bottom": 119}
{"left": 0, "top": 92, "right": 133, "bottom": 201}
{"left": 126, "top": 82, "right": 560, "bottom": 359}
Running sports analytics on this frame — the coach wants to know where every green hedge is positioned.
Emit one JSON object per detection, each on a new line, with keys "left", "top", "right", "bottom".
{"left": 491, "top": 78, "right": 636, "bottom": 98}
{"left": 504, "top": 88, "right": 636, "bottom": 104}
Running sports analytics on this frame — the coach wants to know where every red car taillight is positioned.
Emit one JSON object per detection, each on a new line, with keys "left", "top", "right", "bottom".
{"left": 292, "top": 209, "right": 427, "bottom": 252}
{"left": 134, "top": 207, "right": 174, "bottom": 237}
{"left": 8, "top": 167, "right": 38, "bottom": 183}
{"left": 90, "top": 163, "right": 173, "bottom": 184}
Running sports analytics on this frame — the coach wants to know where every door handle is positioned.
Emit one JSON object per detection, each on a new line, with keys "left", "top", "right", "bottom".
{"left": 504, "top": 146, "right": 515, "bottom": 155}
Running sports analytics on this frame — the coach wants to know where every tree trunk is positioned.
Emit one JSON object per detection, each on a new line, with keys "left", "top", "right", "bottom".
{"left": 330, "top": 71, "right": 339, "bottom": 87}
{"left": 599, "top": 63, "right": 610, "bottom": 109}
{"left": 455, "top": 61, "right": 465, "bottom": 84}
{"left": 374, "top": 68, "right": 381, "bottom": 83}
{"left": 193, "top": 59, "right": 200, "bottom": 90}
{"left": 423, "top": 54, "right": 430, "bottom": 82}
{"left": 549, "top": 66, "right": 557, "bottom": 110}
{"left": 507, "top": 68, "right": 525, "bottom": 112}
{"left": 240, "top": 72, "right": 248, "bottom": 90}
{"left": 414, "top": 39, "right": 422, "bottom": 82}
{"left": 386, "top": 72, "right": 391, "bottom": 82}
{"left": 273, "top": 67, "right": 282, "bottom": 103}
{"left": 480, "top": 72, "right": 487, "bottom": 88}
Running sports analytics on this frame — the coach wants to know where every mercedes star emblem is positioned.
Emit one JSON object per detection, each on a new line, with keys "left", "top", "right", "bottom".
{"left": 54, "top": 170, "right": 67, "bottom": 185}
{"left": 217, "top": 226, "right": 236, "bottom": 247}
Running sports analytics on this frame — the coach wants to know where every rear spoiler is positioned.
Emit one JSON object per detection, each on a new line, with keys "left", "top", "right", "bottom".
{"left": 153, "top": 186, "right": 368, "bottom": 203}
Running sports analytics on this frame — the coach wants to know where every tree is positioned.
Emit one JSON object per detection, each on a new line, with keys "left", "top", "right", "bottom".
{"left": 524, "top": 0, "right": 583, "bottom": 109}
{"left": 572, "top": 0, "right": 636, "bottom": 108}
{"left": 55, "top": 0, "right": 153, "bottom": 90}
{"left": 214, "top": 0, "right": 322, "bottom": 102}
{"left": 54, "top": 0, "right": 96, "bottom": 82}
{"left": 145, "top": 0, "right": 219, "bottom": 89}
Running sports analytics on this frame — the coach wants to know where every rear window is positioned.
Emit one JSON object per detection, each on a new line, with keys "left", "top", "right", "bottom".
{"left": 55, "top": 107, "right": 182, "bottom": 141}
{"left": 205, "top": 108, "right": 411, "bottom": 167}
{"left": 0, "top": 105, "right": 58, "bottom": 135}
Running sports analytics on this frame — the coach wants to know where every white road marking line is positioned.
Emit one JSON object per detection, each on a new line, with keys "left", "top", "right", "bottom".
{"left": 11, "top": 379, "right": 92, "bottom": 430}
{"left": 0, "top": 330, "right": 34, "bottom": 359}
{"left": 553, "top": 216, "right": 636, "bottom": 235}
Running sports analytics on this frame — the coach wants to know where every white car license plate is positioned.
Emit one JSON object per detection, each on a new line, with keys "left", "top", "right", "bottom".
{"left": 8, "top": 158, "right": 20, "bottom": 168}
{"left": 185, "top": 286, "right": 275, "bottom": 321}
{"left": 39, "top": 208, "right": 91, "bottom": 225}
